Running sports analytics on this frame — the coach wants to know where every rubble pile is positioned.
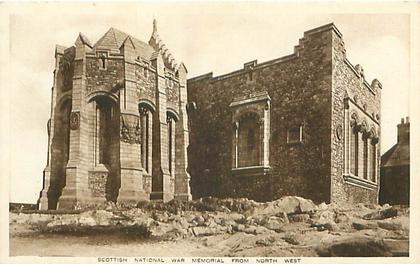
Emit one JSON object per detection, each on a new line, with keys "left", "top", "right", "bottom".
{"left": 9, "top": 196, "right": 409, "bottom": 257}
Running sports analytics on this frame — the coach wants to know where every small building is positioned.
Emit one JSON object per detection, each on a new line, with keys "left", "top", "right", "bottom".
{"left": 39, "top": 20, "right": 191, "bottom": 210}
{"left": 379, "top": 117, "right": 410, "bottom": 205}
{"left": 187, "top": 23, "right": 382, "bottom": 204}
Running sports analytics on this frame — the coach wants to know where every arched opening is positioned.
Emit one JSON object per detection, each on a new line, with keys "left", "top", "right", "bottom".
{"left": 94, "top": 97, "right": 115, "bottom": 165}
{"left": 370, "top": 129, "right": 378, "bottom": 182}
{"left": 166, "top": 111, "right": 178, "bottom": 176}
{"left": 90, "top": 95, "right": 119, "bottom": 201}
{"left": 350, "top": 113, "right": 359, "bottom": 176}
{"left": 350, "top": 125, "right": 359, "bottom": 176}
{"left": 362, "top": 134, "right": 369, "bottom": 180}
{"left": 49, "top": 99, "right": 71, "bottom": 209}
{"left": 237, "top": 113, "right": 261, "bottom": 167}
{"left": 139, "top": 102, "right": 155, "bottom": 174}
{"left": 371, "top": 141, "right": 377, "bottom": 182}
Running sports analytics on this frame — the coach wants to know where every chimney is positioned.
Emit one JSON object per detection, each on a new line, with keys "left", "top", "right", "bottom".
{"left": 397, "top": 116, "right": 410, "bottom": 144}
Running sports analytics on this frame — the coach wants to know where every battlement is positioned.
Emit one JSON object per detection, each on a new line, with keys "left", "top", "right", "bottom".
{"left": 303, "top": 22, "right": 343, "bottom": 39}
{"left": 189, "top": 23, "right": 346, "bottom": 83}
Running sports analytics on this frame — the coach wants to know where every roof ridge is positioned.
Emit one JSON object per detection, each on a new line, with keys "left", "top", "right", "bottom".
{"left": 78, "top": 32, "right": 93, "bottom": 48}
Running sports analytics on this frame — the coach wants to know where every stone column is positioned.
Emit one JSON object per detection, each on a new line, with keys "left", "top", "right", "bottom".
{"left": 258, "top": 119, "right": 264, "bottom": 166}
{"left": 117, "top": 37, "right": 147, "bottom": 205}
{"left": 150, "top": 53, "right": 173, "bottom": 202}
{"left": 363, "top": 133, "right": 370, "bottom": 180}
{"left": 232, "top": 121, "right": 239, "bottom": 168}
{"left": 357, "top": 128, "right": 364, "bottom": 178}
{"left": 343, "top": 107, "right": 350, "bottom": 174}
{"left": 371, "top": 137, "right": 379, "bottom": 182}
{"left": 262, "top": 101, "right": 270, "bottom": 167}
{"left": 39, "top": 46, "right": 64, "bottom": 210}
{"left": 58, "top": 35, "right": 94, "bottom": 209}
{"left": 168, "top": 116, "right": 176, "bottom": 195}
{"left": 174, "top": 63, "right": 191, "bottom": 201}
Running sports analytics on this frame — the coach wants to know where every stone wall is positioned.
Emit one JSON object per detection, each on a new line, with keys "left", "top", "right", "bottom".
{"left": 86, "top": 56, "right": 125, "bottom": 94}
{"left": 135, "top": 64, "right": 156, "bottom": 103}
{"left": 188, "top": 25, "right": 336, "bottom": 203}
{"left": 331, "top": 29, "right": 381, "bottom": 204}
{"left": 48, "top": 47, "right": 75, "bottom": 209}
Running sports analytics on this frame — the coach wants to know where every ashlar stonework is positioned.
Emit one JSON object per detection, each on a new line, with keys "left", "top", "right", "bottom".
{"left": 39, "top": 20, "right": 191, "bottom": 210}
{"left": 187, "top": 23, "right": 382, "bottom": 204}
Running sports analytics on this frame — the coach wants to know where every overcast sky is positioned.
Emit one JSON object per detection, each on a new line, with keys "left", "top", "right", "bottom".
{"left": 3, "top": 2, "right": 411, "bottom": 203}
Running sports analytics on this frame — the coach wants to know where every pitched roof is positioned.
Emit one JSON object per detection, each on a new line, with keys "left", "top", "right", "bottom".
{"left": 78, "top": 33, "right": 93, "bottom": 48}
{"left": 93, "top": 27, "right": 155, "bottom": 59}
{"left": 381, "top": 143, "right": 410, "bottom": 167}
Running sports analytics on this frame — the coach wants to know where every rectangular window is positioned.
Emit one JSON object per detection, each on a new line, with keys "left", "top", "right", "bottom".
{"left": 287, "top": 125, "right": 303, "bottom": 144}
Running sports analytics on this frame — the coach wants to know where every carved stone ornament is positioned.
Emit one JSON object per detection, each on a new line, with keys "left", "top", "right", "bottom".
{"left": 233, "top": 121, "right": 239, "bottom": 130}
{"left": 70, "top": 111, "right": 80, "bottom": 130}
{"left": 139, "top": 106, "right": 149, "bottom": 117}
{"left": 120, "top": 115, "right": 141, "bottom": 144}
{"left": 353, "top": 95, "right": 358, "bottom": 103}
{"left": 336, "top": 124, "right": 343, "bottom": 141}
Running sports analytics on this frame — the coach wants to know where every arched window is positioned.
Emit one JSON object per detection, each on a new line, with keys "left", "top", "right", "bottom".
{"left": 237, "top": 112, "right": 261, "bottom": 167}
{"left": 139, "top": 103, "right": 155, "bottom": 174}
{"left": 362, "top": 133, "right": 369, "bottom": 180}
{"left": 167, "top": 110, "right": 178, "bottom": 176}
{"left": 230, "top": 92, "right": 271, "bottom": 175}
{"left": 350, "top": 115, "right": 359, "bottom": 176}
{"left": 370, "top": 129, "right": 378, "bottom": 183}
{"left": 93, "top": 96, "right": 118, "bottom": 166}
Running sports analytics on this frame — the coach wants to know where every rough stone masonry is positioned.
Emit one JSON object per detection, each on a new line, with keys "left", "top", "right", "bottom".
{"left": 187, "top": 23, "right": 381, "bottom": 204}
{"left": 39, "top": 22, "right": 381, "bottom": 209}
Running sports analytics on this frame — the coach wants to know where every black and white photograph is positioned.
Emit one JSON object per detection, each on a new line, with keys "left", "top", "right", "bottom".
{"left": 0, "top": 1, "right": 419, "bottom": 263}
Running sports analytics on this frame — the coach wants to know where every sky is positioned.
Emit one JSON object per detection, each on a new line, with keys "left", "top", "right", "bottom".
{"left": 2, "top": 2, "right": 412, "bottom": 203}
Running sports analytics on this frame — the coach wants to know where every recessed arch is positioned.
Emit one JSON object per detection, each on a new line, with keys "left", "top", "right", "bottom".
{"left": 167, "top": 108, "right": 180, "bottom": 122}
{"left": 236, "top": 111, "right": 261, "bottom": 167}
{"left": 56, "top": 90, "right": 72, "bottom": 109}
{"left": 139, "top": 99, "right": 156, "bottom": 113}
{"left": 87, "top": 91, "right": 119, "bottom": 105}
{"left": 238, "top": 111, "right": 260, "bottom": 123}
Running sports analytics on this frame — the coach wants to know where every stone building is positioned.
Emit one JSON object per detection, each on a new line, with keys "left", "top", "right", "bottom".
{"left": 39, "top": 20, "right": 191, "bottom": 209}
{"left": 379, "top": 117, "right": 410, "bottom": 205}
{"left": 187, "top": 23, "right": 382, "bottom": 204}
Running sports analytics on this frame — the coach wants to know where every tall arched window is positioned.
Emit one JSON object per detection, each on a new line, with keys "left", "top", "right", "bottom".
{"left": 93, "top": 96, "right": 118, "bottom": 166}
{"left": 350, "top": 124, "right": 359, "bottom": 175}
{"left": 230, "top": 92, "right": 271, "bottom": 176}
{"left": 166, "top": 111, "right": 178, "bottom": 176}
{"left": 139, "top": 103, "right": 155, "bottom": 174}
{"left": 362, "top": 134, "right": 369, "bottom": 180}
{"left": 370, "top": 130, "right": 379, "bottom": 182}
{"left": 237, "top": 112, "right": 261, "bottom": 167}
